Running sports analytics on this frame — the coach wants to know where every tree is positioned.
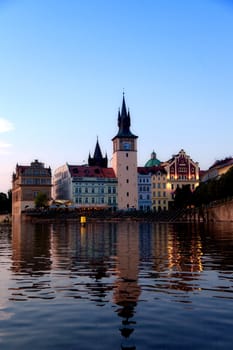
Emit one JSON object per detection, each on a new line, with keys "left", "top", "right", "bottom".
{"left": 174, "top": 185, "right": 193, "bottom": 209}
{"left": 193, "top": 166, "right": 233, "bottom": 206}
{"left": 0, "top": 192, "right": 8, "bottom": 213}
{"left": 34, "top": 192, "right": 48, "bottom": 208}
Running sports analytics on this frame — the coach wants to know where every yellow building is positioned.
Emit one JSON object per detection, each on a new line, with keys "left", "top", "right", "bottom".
{"left": 151, "top": 167, "right": 168, "bottom": 211}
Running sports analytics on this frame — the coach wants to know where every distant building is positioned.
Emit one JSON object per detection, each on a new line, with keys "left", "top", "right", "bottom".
{"left": 138, "top": 165, "right": 168, "bottom": 212}
{"left": 112, "top": 94, "right": 138, "bottom": 210}
{"left": 53, "top": 163, "right": 117, "bottom": 209}
{"left": 88, "top": 138, "right": 108, "bottom": 168}
{"left": 201, "top": 157, "right": 233, "bottom": 182}
{"left": 164, "top": 149, "right": 199, "bottom": 204}
{"left": 12, "top": 159, "right": 52, "bottom": 215}
{"left": 144, "top": 151, "right": 161, "bottom": 167}
{"left": 151, "top": 166, "right": 168, "bottom": 211}
{"left": 53, "top": 140, "right": 117, "bottom": 209}
{"left": 138, "top": 167, "right": 152, "bottom": 211}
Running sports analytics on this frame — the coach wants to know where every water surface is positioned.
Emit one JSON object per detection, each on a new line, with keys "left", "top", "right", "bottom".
{"left": 0, "top": 219, "right": 233, "bottom": 349}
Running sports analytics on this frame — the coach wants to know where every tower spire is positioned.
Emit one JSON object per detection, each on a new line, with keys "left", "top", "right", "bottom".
{"left": 88, "top": 138, "right": 108, "bottom": 167}
{"left": 113, "top": 94, "right": 137, "bottom": 139}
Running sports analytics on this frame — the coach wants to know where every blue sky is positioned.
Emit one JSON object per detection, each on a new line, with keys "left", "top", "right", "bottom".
{"left": 0, "top": 0, "right": 233, "bottom": 192}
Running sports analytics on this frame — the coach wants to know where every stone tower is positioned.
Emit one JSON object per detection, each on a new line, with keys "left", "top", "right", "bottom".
{"left": 112, "top": 94, "right": 138, "bottom": 209}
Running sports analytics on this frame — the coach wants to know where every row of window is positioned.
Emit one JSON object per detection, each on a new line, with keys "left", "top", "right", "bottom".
{"left": 74, "top": 186, "right": 116, "bottom": 194}
{"left": 74, "top": 197, "right": 116, "bottom": 205}
{"left": 139, "top": 194, "right": 150, "bottom": 200}
{"left": 171, "top": 184, "right": 195, "bottom": 190}
{"left": 24, "top": 169, "right": 49, "bottom": 176}
{"left": 139, "top": 186, "right": 150, "bottom": 192}
{"left": 21, "top": 178, "right": 51, "bottom": 185}
{"left": 152, "top": 183, "right": 166, "bottom": 189}
{"left": 170, "top": 175, "right": 196, "bottom": 180}
{"left": 152, "top": 199, "right": 167, "bottom": 205}
{"left": 152, "top": 191, "right": 166, "bottom": 198}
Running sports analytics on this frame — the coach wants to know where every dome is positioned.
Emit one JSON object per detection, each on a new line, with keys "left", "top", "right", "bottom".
{"left": 145, "top": 151, "right": 161, "bottom": 167}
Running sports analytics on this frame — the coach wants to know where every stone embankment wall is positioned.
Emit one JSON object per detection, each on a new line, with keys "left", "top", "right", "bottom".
{"left": 205, "top": 199, "right": 233, "bottom": 222}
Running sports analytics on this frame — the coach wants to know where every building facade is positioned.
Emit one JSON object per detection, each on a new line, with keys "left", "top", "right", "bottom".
{"left": 151, "top": 166, "right": 168, "bottom": 211}
{"left": 201, "top": 157, "right": 233, "bottom": 182}
{"left": 164, "top": 149, "right": 199, "bottom": 204}
{"left": 53, "top": 163, "right": 117, "bottom": 209}
{"left": 12, "top": 159, "right": 52, "bottom": 215}
{"left": 112, "top": 94, "right": 138, "bottom": 210}
{"left": 138, "top": 168, "right": 152, "bottom": 211}
{"left": 53, "top": 140, "right": 117, "bottom": 209}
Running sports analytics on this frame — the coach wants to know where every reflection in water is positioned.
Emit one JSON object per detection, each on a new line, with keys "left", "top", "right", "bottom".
{"left": 114, "top": 222, "right": 140, "bottom": 350}
{"left": 12, "top": 215, "right": 52, "bottom": 274}
{"left": 4, "top": 218, "right": 233, "bottom": 349}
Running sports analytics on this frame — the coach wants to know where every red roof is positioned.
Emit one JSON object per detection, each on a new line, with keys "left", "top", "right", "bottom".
{"left": 68, "top": 165, "right": 116, "bottom": 179}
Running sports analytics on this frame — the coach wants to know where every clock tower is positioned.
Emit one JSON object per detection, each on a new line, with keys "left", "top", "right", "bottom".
{"left": 112, "top": 94, "right": 138, "bottom": 210}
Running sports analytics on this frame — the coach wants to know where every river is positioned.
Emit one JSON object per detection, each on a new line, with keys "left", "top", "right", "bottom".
{"left": 0, "top": 219, "right": 233, "bottom": 349}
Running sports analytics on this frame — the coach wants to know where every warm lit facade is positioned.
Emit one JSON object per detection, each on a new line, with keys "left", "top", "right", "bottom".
{"left": 12, "top": 159, "right": 52, "bottom": 215}
{"left": 164, "top": 149, "right": 199, "bottom": 204}
{"left": 112, "top": 95, "right": 138, "bottom": 210}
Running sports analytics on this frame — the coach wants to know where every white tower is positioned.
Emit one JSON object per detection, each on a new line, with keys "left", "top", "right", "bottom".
{"left": 112, "top": 94, "right": 138, "bottom": 210}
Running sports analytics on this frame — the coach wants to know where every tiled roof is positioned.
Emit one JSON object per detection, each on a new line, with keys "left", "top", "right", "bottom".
{"left": 209, "top": 157, "right": 233, "bottom": 169}
{"left": 68, "top": 165, "right": 116, "bottom": 178}
{"left": 137, "top": 166, "right": 167, "bottom": 175}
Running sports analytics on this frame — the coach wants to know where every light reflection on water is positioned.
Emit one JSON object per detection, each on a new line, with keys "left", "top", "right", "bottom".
{"left": 0, "top": 218, "right": 233, "bottom": 349}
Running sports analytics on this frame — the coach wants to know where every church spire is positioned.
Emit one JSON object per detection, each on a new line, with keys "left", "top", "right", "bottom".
{"left": 88, "top": 138, "right": 108, "bottom": 168}
{"left": 113, "top": 93, "right": 137, "bottom": 139}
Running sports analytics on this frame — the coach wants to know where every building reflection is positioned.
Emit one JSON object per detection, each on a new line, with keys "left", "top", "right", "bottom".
{"left": 11, "top": 215, "right": 52, "bottom": 275}
{"left": 50, "top": 221, "right": 117, "bottom": 303}
{"left": 151, "top": 223, "right": 204, "bottom": 294}
{"left": 113, "top": 222, "right": 141, "bottom": 350}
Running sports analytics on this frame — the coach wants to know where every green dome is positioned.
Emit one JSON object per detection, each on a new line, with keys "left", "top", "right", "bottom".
{"left": 145, "top": 151, "right": 161, "bottom": 167}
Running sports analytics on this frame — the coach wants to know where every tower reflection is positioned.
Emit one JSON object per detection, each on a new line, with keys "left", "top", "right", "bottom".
{"left": 113, "top": 222, "right": 140, "bottom": 350}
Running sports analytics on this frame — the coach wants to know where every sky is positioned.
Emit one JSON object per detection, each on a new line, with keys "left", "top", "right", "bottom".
{"left": 0, "top": 0, "right": 233, "bottom": 193}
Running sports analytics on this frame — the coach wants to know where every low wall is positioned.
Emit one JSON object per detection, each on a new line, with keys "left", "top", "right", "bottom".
{"left": 206, "top": 200, "right": 233, "bottom": 222}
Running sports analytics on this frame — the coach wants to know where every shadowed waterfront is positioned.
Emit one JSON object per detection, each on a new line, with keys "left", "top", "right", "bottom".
{"left": 0, "top": 219, "right": 233, "bottom": 349}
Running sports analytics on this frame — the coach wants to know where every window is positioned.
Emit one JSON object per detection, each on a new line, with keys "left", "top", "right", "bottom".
{"left": 126, "top": 166, "right": 128, "bottom": 170}
{"left": 126, "top": 179, "right": 129, "bottom": 183}
{"left": 126, "top": 153, "right": 128, "bottom": 157}
{"left": 126, "top": 192, "right": 129, "bottom": 197}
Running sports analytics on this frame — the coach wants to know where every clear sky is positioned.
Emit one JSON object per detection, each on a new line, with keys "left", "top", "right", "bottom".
{"left": 0, "top": 0, "right": 233, "bottom": 193}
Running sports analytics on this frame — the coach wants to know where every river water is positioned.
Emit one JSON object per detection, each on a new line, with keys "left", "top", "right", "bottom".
{"left": 0, "top": 219, "right": 233, "bottom": 349}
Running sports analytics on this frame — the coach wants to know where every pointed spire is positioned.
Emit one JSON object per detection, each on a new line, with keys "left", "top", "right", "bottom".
{"left": 121, "top": 92, "right": 127, "bottom": 117}
{"left": 113, "top": 93, "right": 137, "bottom": 139}
{"left": 93, "top": 138, "right": 103, "bottom": 159}
{"left": 88, "top": 138, "right": 108, "bottom": 167}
